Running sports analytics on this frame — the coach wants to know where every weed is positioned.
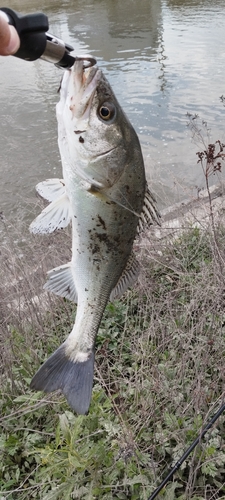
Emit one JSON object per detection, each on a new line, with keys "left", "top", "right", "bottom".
{"left": 187, "top": 113, "right": 225, "bottom": 269}
{"left": 1, "top": 212, "right": 225, "bottom": 498}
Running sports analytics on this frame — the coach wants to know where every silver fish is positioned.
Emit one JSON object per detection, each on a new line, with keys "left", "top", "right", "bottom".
{"left": 30, "top": 60, "right": 160, "bottom": 414}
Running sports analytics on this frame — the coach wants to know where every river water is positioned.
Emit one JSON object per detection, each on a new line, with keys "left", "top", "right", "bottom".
{"left": 1, "top": 0, "right": 225, "bottom": 219}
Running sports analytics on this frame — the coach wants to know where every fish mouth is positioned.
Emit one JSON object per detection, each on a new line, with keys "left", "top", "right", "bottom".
{"left": 60, "top": 59, "right": 101, "bottom": 122}
{"left": 73, "top": 58, "right": 99, "bottom": 92}
{"left": 73, "top": 60, "right": 101, "bottom": 120}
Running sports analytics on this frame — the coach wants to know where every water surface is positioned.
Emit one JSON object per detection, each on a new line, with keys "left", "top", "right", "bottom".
{"left": 1, "top": 0, "right": 225, "bottom": 218}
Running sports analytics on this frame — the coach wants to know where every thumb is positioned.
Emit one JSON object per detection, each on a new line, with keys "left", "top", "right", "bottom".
{"left": 0, "top": 13, "right": 20, "bottom": 55}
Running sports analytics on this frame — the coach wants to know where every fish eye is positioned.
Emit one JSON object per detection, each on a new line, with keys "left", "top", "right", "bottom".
{"left": 98, "top": 102, "right": 116, "bottom": 122}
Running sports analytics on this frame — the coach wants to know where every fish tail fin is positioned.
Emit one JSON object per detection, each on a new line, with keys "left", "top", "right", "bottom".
{"left": 30, "top": 343, "right": 94, "bottom": 415}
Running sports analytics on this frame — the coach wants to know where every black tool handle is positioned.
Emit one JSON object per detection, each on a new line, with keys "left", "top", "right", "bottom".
{"left": 1, "top": 7, "right": 48, "bottom": 61}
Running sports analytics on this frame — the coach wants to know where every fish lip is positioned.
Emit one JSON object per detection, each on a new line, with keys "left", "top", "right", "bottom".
{"left": 68, "top": 62, "right": 102, "bottom": 121}
{"left": 75, "top": 146, "right": 117, "bottom": 162}
{"left": 80, "top": 63, "right": 99, "bottom": 87}
{"left": 59, "top": 61, "right": 101, "bottom": 114}
{"left": 92, "top": 146, "right": 117, "bottom": 161}
{"left": 72, "top": 59, "right": 100, "bottom": 93}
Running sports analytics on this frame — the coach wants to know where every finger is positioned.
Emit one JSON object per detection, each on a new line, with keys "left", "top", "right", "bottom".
{"left": 0, "top": 13, "right": 20, "bottom": 55}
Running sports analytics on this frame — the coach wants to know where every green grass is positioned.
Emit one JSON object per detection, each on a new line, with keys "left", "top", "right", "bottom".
{"left": 1, "top": 223, "right": 225, "bottom": 499}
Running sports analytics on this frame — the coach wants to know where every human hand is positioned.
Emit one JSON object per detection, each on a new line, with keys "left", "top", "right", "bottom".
{"left": 0, "top": 12, "right": 20, "bottom": 55}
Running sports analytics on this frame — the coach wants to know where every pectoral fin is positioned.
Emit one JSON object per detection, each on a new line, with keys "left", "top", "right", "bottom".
{"left": 36, "top": 178, "right": 66, "bottom": 202}
{"left": 29, "top": 193, "right": 72, "bottom": 234}
{"left": 44, "top": 263, "right": 77, "bottom": 303}
{"left": 110, "top": 252, "right": 140, "bottom": 301}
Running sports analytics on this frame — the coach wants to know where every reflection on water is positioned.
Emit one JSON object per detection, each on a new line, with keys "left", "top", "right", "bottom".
{"left": 1, "top": 0, "right": 225, "bottom": 218}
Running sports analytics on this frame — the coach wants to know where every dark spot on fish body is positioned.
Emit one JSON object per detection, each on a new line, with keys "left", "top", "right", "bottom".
{"left": 92, "top": 244, "right": 100, "bottom": 254}
{"left": 95, "top": 233, "right": 108, "bottom": 243}
{"left": 97, "top": 215, "right": 106, "bottom": 230}
{"left": 93, "top": 258, "right": 101, "bottom": 265}
{"left": 95, "top": 232, "right": 120, "bottom": 253}
{"left": 79, "top": 136, "right": 84, "bottom": 143}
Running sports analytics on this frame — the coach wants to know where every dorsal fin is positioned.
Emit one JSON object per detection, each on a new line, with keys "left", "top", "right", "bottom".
{"left": 137, "top": 184, "right": 161, "bottom": 233}
{"left": 110, "top": 252, "right": 140, "bottom": 301}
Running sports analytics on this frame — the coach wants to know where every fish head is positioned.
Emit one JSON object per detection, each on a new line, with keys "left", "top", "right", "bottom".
{"left": 57, "top": 59, "right": 135, "bottom": 189}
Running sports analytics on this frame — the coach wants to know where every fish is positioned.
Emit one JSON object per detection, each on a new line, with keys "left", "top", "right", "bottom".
{"left": 30, "top": 60, "right": 160, "bottom": 414}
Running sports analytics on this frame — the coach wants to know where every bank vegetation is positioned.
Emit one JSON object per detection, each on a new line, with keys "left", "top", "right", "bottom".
{"left": 1, "top": 193, "right": 225, "bottom": 499}
{"left": 1, "top": 115, "right": 225, "bottom": 499}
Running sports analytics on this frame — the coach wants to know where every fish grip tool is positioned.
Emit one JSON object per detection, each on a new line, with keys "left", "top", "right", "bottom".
{"left": 0, "top": 7, "right": 96, "bottom": 69}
